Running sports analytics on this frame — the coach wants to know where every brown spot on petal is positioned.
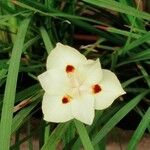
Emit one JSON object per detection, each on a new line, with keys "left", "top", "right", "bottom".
{"left": 93, "top": 84, "right": 101, "bottom": 94}
{"left": 66, "top": 65, "right": 75, "bottom": 73}
{"left": 62, "top": 96, "right": 71, "bottom": 104}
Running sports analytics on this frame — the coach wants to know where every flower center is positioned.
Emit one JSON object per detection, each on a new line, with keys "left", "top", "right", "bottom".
{"left": 65, "top": 64, "right": 102, "bottom": 101}
{"left": 65, "top": 64, "right": 85, "bottom": 98}
{"left": 66, "top": 65, "right": 81, "bottom": 87}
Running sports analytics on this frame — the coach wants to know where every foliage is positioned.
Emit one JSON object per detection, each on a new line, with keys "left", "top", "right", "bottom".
{"left": 0, "top": 0, "right": 150, "bottom": 149}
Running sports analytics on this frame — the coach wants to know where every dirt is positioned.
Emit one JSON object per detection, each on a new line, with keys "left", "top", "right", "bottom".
{"left": 11, "top": 127, "right": 150, "bottom": 150}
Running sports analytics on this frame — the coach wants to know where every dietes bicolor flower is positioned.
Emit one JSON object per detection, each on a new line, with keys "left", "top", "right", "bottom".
{"left": 38, "top": 43, "right": 126, "bottom": 125}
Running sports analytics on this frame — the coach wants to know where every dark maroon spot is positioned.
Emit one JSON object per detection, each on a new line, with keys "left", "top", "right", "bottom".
{"left": 66, "top": 65, "right": 75, "bottom": 73}
{"left": 62, "top": 96, "right": 69, "bottom": 104}
{"left": 93, "top": 84, "right": 101, "bottom": 94}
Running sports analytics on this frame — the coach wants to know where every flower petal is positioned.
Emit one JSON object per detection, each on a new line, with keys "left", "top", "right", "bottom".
{"left": 38, "top": 69, "right": 70, "bottom": 95}
{"left": 78, "top": 59, "right": 103, "bottom": 85}
{"left": 71, "top": 94, "right": 95, "bottom": 125}
{"left": 42, "top": 93, "right": 73, "bottom": 123}
{"left": 94, "top": 69, "right": 126, "bottom": 110}
{"left": 46, "top": 43, "right": 87, "bottom": 70}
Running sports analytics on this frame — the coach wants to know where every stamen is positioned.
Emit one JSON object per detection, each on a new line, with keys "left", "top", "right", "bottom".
{"left": 93, "top": 84, "right": 101, "bottom": 94}
{"left": 66, "top": 65, "right": 75, "bottom": 73}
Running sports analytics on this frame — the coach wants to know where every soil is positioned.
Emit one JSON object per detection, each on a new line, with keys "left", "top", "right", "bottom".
{"left": 11, "top": 119, "right": 150, "bottom": 150}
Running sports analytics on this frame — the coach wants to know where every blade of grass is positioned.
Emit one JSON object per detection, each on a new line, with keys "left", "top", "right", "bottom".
{"left": 44, "top": 0, "right": 54, "bottom": 9}
{"left": 135, "top": 106, "right": 150, "bottom": 132}
{"left": 82, "top": 0, "right": 150, "bottom": 21}
{"left": 2, "top": 0, "right": 18, "bottom": 43}
{"left": 23, "top": 35, "right": 40, "bottom": 52}
{"left": 20, "top": 64, "right": 45, "bottom": 72}
{"left": 122, "top": 0, "right": 140, "bottom": 55}
{"left": 127, "top": 107, "right": 150, "bottom": 150}
{"left": 122, "top": 76, "right": 143, "bottom": 88}
{"left": 120, "top": 31, "right": 150, "bottom": 54}
{"left": 62, "top": 121, "right": 76, "bottom": 149}
{"left": 107, "top": 27, "right": 141, "bottom": 39}
{"left": 72, "top": 111, "right": 103, "bottom": 150}
{"left": 74, "top": 119, "right": 94, "bottom": 150}
{"left": 40, "top": 26, "right": 54, "bottom": 146}
{"left": 137, "top": 63, "right": 150, "bottom": 88}
{"left": 0, "top": 17, "right": 31, "bottom": 150}
{"left": 72, "top": 104, "right": 123, "bottom": 149}
{"left": 0, "top": 2, "right": 16, "bottom": 13}
{"left": 92, "top": 90, "right": 150, "bottom": 145}
{"left": 41, "top": 122, "right": 70, "bottom": 150}
{"left": 130, "top": 49, "right": 150, "bottom": 61}
{"left": 119, "top": 0, "right": 142, "bottom": 28}
{"left": 27, "top": 118, "right": 33, "bottom": 150}
{"left": 12, "top": 0, "right": 125, "bottom": 44}
{"left": 44, "top": 123, "right": 50, "bottom": 145}
{"left": 12, "top": 0, "right": 105, "bottom": 25}
{"left": 15, "top": 84, "right": 41, "bottom": 103}
{"left": 117, "top": 48, "right": 150, "bottom": 67}
{"left": 15, "top": 128, "right": 21, "bottom": 150}
{"left": 11, "top": 92, "right": 42, "bottom": 134}
{"left": 10, "top": 120, "right": 43, "bottom": 150}
{"left": 126, "top": 87, "right": 146, "bottom": 93}
{"left": 39, "top": 121, "right": 46, "bottom": 148}
{"left": 40, "top": 26, "right": 53, "bottom": 54}
{"left": 70, "top": 19, "right": 123, "bottom": 44}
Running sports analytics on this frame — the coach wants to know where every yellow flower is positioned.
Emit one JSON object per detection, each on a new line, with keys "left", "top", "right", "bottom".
{"left": 38, "top": 43, "right": 126, "bottom": 125}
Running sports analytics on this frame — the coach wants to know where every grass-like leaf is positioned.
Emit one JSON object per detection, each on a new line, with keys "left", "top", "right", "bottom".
{"left": 0, "top": 18, "right": 31, "bottom": 150}
{"left": 92, "top": 91, "right": 150, "bottom": 145}
{"left": 41, "top": 122, "right": 70, "bottom": 150}
{"left": 11, "top": 92, "right": 42, "bottom": 134}
{"left": 127, "top": 107, "right": 150, "bottom": 150}
{"left": 122, "top": 76, "right": 143, "bottom": 88}
{"left": 121, "top": 32, "right": 150, "bottom": 54}
{"left": 83, "top": 0, "right": 150, "bottom": 21}
{"left": 40, "top": 26, "right": 53, "bottom": 54}
{"left": 74, "top": 119, "right": 94, "bottom": 150}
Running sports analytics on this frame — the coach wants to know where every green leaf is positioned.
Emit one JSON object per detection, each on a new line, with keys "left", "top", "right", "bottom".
{"left": 40, "top": 26, "right": 53, "bottom": 54}
{"left": 82, "top": 0, "right": 150, "bottom": 21}
{"left": 137, "top": 64, "right": 150, "bottom": 88}
{"left": 122, "top": 76, "right": 143, "bottom": 88}
{"left": 72, "top": 104, "right": 123, "bottom": 149}
{"left": 41, "top": 122, "right": 70, "bottom": 150}
{"left": 122, "top": 32, "right": 150, "bottom": 53}
{"left": 0, "top": 17, "right": 31, "bottom": 150}
{"left": 122, "top": 0, "right": 141, "bottom": 55}
{"left": 107, "top": 27, "right": 141, "bottom": 39}
{"left": 13, "top": 0, "right": 124, "bottom": 44}
{"left": 127, "top": 107, "right": 150, "bottom": 150}
{"left": 11, "top": 92, "right": 42, "bottom": 134}
{"left": 12, "top": 0, "right": 103, "bottom": 25}
{"left": 130, "top": 49, "right": 150, "bottom": 61}
{"left": 15, "top": 84, "right": 41, "bottom": 103}
{"left": 92, "top": 91, "right": 150, "bottom": 145}
{"left": 74, "top": 120, "right": 94, "bottom": 150}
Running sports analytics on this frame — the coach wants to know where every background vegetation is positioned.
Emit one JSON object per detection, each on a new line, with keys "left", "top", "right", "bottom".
{"left": 0, "top": 0, "right": 150, "bottom": 149}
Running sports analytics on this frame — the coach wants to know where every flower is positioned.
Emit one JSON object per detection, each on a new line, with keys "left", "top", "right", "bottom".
{"left": 38, "top": 43, "right": 126, "bottom": 125}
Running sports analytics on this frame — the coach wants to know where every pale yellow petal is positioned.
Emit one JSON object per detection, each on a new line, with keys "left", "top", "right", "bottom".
{"left": 46, "top": 43, "right": 87, "bottom": 70}
{"left": 78, "top": 59, "right": 103, "bottom": 85}
{"left": 71, "top": 94, "right": 95, "bottom": 125}
{"left": 94, "top": 69, "right": 126, "bottom": 110}
{"left": 38, "top": 69, "right": 70, "bottom": 95}
{"left": 42, "top": 93, "right": 73, "bottom": 123}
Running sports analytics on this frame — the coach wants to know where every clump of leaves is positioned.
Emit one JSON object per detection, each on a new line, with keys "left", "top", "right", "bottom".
{"left": 0, "top": 0, "right": 150, "bottom": 149}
